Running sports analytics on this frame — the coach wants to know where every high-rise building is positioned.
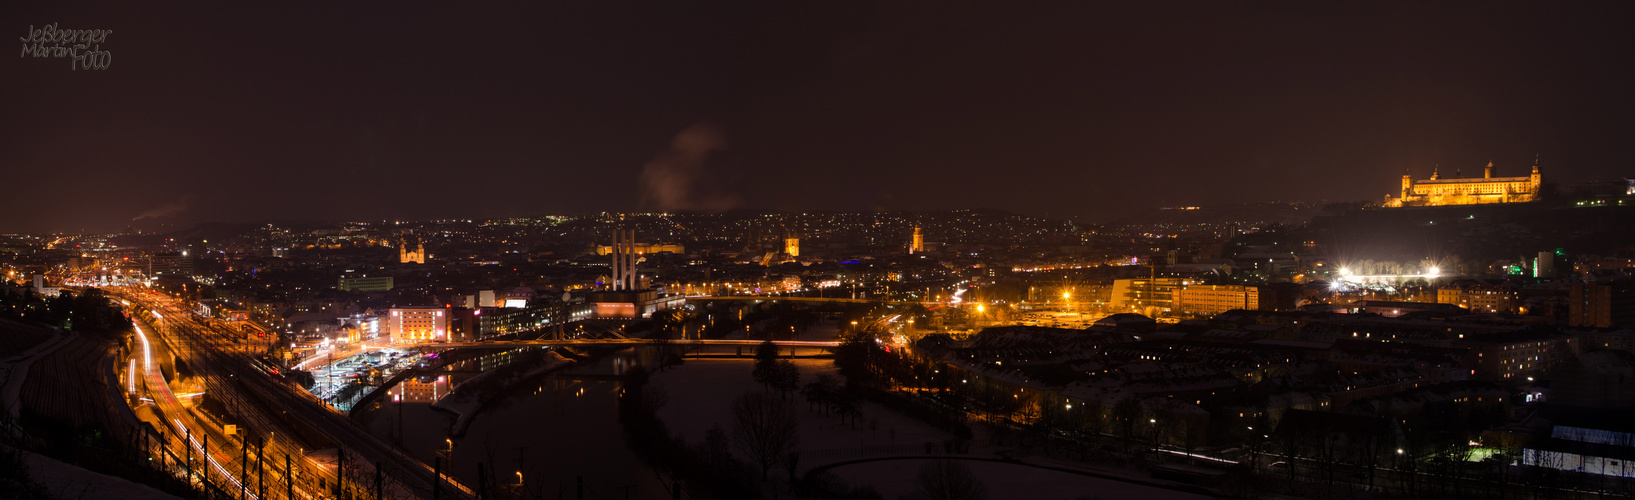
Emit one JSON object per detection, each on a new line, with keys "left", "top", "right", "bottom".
{"left": 148, "top": 252, "right": 194, "bottom": 277}
{"left": 1536, "top": 251, "right": 1556, "bottom": 279}
{"left": 1569, "top": 280, "right": 1635, "bottom": 329}
{"left": 610, "top": 228, "right": 638, "bottom": 291}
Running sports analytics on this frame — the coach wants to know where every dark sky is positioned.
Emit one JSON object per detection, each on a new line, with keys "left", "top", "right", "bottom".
{"left": 3, "top": 2, "right": 1632, "bottom": 233}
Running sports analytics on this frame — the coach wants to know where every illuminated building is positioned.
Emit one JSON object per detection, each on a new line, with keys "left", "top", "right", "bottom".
{"left": 1383, "top": 159, "right": 1541, "bottom": 207}
{"left": 1172, "top": 285, "right": 1260, "bottom": 315}
{"left": 910, "top": 226, "right": 925, "bottom": 254}
{"left": 389, "top": 306, "right": 447, "bottom": 342}
{"left": 1109, "top": 278, "right": 1190, "bottom": 311}
{"left": 28, "top": 274, "right": 60, "bottom": 297}
{"left": 393, "top": 375, "right": 449, "bottom": 403}
{"left": 1347, "top": 300, "right": 1465, "bottom": 317}
{"left": 337, "top": 275, "right": 394, "bottom": 292}
{"left": 1535, "top": 251, "right": 1556, "bottom": 279}
{"left": 454, "top": 304, "right": 584, "bottom": 339}
{"left": 609, "top": 228, "right": 638, "bottom": 290}
{"left": 503, "top": 286, "right": 536, "bottom": 308}
{"left": 594, "top": 243, "right": 684, "bottom": 255}
{"left": 147, "top": 252, "right": 194, "bottom": 276}
{"left": 1457, "top": 333, "right": 1575, "bottom": 381}
{"left": 584, "top": 290, "right": 686, "bottom": 319}
{"left": 1437, "top": 283, "right": 1521, "bottom": 314}
{"left": 784, "top": 234, "right": 799, "bottom": 257}
{"left": 398, "top": 238, "right": 425, "bottom": 264}
{"left": 340, "top": 313, "right": 383, "bottom": 342}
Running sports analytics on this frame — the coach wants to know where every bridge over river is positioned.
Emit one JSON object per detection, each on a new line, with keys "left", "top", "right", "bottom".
{"left": 350, "top": 338, "right": 841, "bottom": 417}
{"left": 410, "top": 338, "right": 839, "bottom": 349}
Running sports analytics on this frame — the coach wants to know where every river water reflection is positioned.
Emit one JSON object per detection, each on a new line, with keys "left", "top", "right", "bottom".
{"left": 358, "top": 347, "right": 673, "bottom": 498}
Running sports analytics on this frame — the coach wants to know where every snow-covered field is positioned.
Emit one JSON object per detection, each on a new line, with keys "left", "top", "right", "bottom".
{"left": 649, "top": 358, "right": 955, "bottom": 468}
{"left": 826, "top": 458, "right": 1217, "bottom": 500}
{"left": 4, "top": 444, "right": 180, "bottom": 500}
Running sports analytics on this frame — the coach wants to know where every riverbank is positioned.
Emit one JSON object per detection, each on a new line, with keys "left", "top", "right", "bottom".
{"left": 432, "top": 348, "right": 574, "bottom": 436}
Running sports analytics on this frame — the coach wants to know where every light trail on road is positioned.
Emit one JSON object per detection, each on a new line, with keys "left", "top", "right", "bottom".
{"left": 134, "top": 322, "right": 259, "bottom": 499}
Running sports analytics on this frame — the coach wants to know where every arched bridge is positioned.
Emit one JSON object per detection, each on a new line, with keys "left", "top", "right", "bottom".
{"left": 688, "top": 296, "right": 934, "bottom": 306}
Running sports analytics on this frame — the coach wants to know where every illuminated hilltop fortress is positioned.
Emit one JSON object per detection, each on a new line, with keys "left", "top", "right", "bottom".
{"left": 1384, "top": 158, "right": 1542, "bottom": 207}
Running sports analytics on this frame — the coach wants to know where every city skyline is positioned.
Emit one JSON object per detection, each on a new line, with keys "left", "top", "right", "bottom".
{"left": 10, "top": 3, "right": 1635, "bottom": 499}
{"left": 5, "top": 2, "right": 1635, "bottom": 233}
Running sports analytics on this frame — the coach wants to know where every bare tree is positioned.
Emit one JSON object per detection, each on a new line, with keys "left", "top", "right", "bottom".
{"left": 732, "top": 391, "right": 799, "bottom": 480}
{"left": 752, "top": 341, "right": 780, "bottom": 390}
{"left": 771, "top": 359, "right": 800, "bottom": 400}
{"left": 915, "top": 459, "right": 987, "bottom": 500}
{"left": 1113, "top": 396, "right": 1142, "bottom": 453}
{"left": 700, "top": 424, "right": 736, "bottom": 471}
{"left": 642, "top": 384, "right": 670, "bottom": 413}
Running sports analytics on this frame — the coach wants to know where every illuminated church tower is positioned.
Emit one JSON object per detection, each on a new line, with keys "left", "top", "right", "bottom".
{"left": 399, "top": 238, "right": 425, "bottom": 264}
{"left": 910, "top": 226, "right": 925, "bottom": 254}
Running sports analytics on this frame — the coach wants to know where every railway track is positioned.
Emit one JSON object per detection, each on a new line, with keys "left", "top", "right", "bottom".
{"left": 135, "top": 296, "right": 474, "bottom": 500}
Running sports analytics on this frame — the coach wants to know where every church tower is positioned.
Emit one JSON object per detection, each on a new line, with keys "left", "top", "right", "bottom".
{"left": 399, "top": 238, "right": 425, "bottom": 264}
{"left": 1401, "top": 169, "right": 1413, "bottom": 199}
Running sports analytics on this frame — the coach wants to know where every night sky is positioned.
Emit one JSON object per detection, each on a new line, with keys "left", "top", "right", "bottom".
{"left": 3, "top": 2, "right": 1632, "bottom": 233}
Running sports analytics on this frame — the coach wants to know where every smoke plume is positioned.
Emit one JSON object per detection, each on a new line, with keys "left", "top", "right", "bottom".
{"left": 637, "top": 123, "right": 739, "bottom": 211}
{"left": 132, "top": 197, "right": 191, "bottom": 220}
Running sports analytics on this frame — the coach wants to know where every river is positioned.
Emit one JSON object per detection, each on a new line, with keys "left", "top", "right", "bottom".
{"left": 356, "top": 346, "right": 675, "bottom": 499}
